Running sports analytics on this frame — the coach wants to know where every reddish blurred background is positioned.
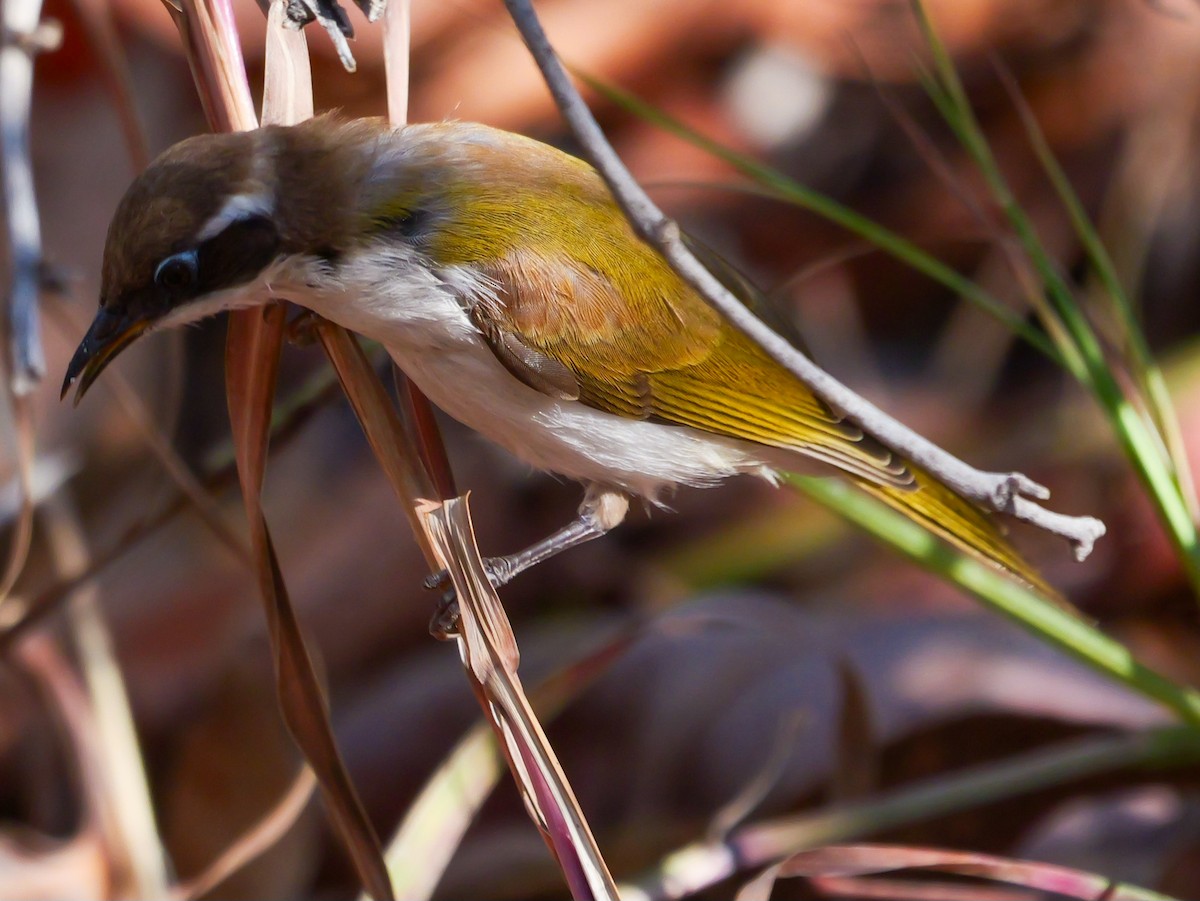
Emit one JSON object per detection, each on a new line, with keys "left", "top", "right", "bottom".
{"left": 8, "top": 0, "right": 1200, "bottom": 897}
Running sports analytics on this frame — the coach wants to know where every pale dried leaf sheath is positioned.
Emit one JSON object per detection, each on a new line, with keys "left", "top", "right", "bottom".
{"left": 315, "top": 321, "right": 439, "bottom": 562}
{"left": 382, "top": 0, "right": 457, "bottom": 501}
{"left": 418, "top": 497, "right": 517, "bottom": 680}
{"left": 1, "top": 0, "right": 48, "bottom": 390}
{"left": 0, "top": 0, "right": 48, "bottom": 610}
{"left": 263, "top": 1, "right": 314, "bottom": 125}
{"left": 418, "top": 497, "right": 618, "bottom": 901}
{"left": 383, "top": 0, "right": 410, "bottom": 127}
{"left": 164, "top": 2, "right": 393, "bottom": 898}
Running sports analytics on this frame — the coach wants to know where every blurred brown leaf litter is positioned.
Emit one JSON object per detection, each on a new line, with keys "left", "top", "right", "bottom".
{"left": 5, "top": 0, "right": 1200, "bottom": 898}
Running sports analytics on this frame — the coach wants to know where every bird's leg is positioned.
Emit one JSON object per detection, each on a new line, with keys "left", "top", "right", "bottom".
{"left": 426, "top": 487, "right": 629, "bottom": 635}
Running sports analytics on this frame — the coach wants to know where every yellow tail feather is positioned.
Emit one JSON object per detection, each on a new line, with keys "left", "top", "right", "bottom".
{"left": 850, "top": 466, "right": 1067, "bottom": 606}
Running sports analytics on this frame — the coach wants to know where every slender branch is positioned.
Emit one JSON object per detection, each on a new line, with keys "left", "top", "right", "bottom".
{"left": 64, "top": 0, "right": 150, "bottom": 171}
{"left": 46, "top": 497, "right": 172, "bottom": 898}
{"left": 500, "top": 0, "right": 1106, "bottom": 560}
{"left": 174, "top": 766, "right": 317, "bottom": 900}
{"left": 0, "top": 368, "right": 344, "bottom": 655}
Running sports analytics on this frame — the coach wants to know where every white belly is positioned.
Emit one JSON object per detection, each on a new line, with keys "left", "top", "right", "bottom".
{"left": 387, "top": 338, "right": 772, "bottom": 501}
{"left": 270, "top": 253, "right": 774, "bottom": 500}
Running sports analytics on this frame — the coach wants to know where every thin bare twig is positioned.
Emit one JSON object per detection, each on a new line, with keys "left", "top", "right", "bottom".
{"left": 0, "top": 364, "right": 343, "bottom": 653}
{"left": 46, "top": 302, "right": 250, "bottom": 565}
{"left": 501, "top": 0, "right": 1105, "bottom": 560}
{"left": 44, "top": 496, "right": 171, "bottom": 898}
{"left": 174, "top": 766, "right": 318, "bottom": 900}
{"left": 65, "top": 0, "right": 150, "bottom": 171}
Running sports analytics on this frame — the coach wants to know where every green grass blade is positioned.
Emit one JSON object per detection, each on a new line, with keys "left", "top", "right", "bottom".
{"left": 579, "top": 72, "right": 1061, "bottom": 362}
{"left": 998, "top": 61, "right": 1199, "bottom": 521}
{"left": 911, "top": 0, "right": 1200, "bottom": 592}
{"left": 789, "top": 474, "right": 1200, "bottom": 726}
{"left": 911, "top": 59, "right": 1093, "bottom": 379}
{"left": 631, "top": 727, "right": 1198, "bottom": 900}
{"left": 740, "top": 725, "right": 1198, "bottom": 884}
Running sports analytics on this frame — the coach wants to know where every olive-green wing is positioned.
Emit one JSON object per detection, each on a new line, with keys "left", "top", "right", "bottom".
{"left": 469, "top": 248, "right": 1056, "bottom": 597}
{"left": 470, "top": 248, "right": 898, "bottom": 483}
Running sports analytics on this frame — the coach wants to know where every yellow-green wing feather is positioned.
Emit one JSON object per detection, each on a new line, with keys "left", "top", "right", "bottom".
{"left": 417, "top": 137, "right": 1054, "bottom": 596}
{"left": 468, "top": 246, "right": 1057, "bottom": 597}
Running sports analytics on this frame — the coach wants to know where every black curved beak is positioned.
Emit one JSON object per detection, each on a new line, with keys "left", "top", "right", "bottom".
{"left": 61, "top": 306, "right": 149, "bottom": 406}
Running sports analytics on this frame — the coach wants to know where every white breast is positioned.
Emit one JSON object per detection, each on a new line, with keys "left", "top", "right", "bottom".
{"left": 267, "top": 252, "right": 775, "bottom": 501}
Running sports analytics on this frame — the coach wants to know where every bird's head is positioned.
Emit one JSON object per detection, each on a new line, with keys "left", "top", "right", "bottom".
{"left": 62, "top": 129, "right": 285, "bottom": 403}
{"left": 62, "top": 118, "right": 386, "bottom": 404}
{"left": 63, "top": 116, "right": 627, "bottom": 405}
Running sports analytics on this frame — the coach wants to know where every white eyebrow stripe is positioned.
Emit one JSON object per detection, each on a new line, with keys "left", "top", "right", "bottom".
{"left": 197, "top": 192, "right": 274, "bottom": 242}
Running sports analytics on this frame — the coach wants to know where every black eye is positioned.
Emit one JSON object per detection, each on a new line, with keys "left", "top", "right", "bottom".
{"left": 154, "top": 251, "right": 198, "bottom": 293}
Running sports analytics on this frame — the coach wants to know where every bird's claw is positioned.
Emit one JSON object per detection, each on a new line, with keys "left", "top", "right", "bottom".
{"left": 423, "top": 568, "right": 451, "bottom": 591}
{"left": 424, "top": 557, "right": 510, "bottom": 593}
{"left": 428, "top": 591, "right": 461, "bottom": 640}
{"left": 424, "top": 557, "right": 511, "bottom": 639}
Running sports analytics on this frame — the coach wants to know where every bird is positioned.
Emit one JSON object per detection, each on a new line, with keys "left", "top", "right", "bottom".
{"left": 63, "top": 115, "right": 1051, "bottom": 594}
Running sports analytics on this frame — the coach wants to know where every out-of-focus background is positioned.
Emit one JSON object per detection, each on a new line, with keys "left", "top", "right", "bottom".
{"left": 7, "top": 0, "right": 1200, "bottom": 897}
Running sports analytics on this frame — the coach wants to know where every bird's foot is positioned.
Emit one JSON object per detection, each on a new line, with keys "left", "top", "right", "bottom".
{"left": 423, "top": 557, "right": 514, "bottom": 639}
{"left": 427, "top": 592, "right": 461, "bottom": 640}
